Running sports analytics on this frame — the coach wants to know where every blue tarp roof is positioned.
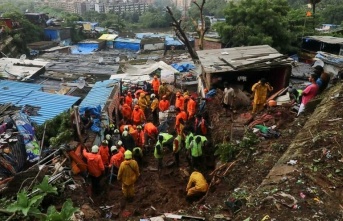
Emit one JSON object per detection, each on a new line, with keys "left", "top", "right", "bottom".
{"left": 114, "top": 37, "right": 141, "bottom": 44}
{"left": 80, "top": 79, "right": 120, "bottom": 111}
{"left": 165, "top": 36, "right": 184, "bottom": 46}
{"left": 0, "top": 80, "right": 80, "bottom": 125}
{"left": 71, "top": 44, "right": 99, "bottom": 55}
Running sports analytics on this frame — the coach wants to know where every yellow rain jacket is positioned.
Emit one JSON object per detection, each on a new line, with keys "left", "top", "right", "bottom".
{"left": 251, "top": 82, "right": 273, "bottom": 104}
{"left": 117, "top": 159, "right": 140, "bottom": 186}
{"left": 186, "top": 171, "right": 208, "bottom": 195}
{"left": 138, "top": 93, "right": 149, "bottom": 110}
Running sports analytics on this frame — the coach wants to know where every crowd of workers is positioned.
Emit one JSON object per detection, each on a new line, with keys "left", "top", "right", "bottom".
{"left": 81, "top": 75, "right": 210, "bottom": 202}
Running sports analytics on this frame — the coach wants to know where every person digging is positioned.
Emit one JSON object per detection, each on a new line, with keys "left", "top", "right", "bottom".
{"left": 186, "top": 168, "right": 208, "bottom": 202}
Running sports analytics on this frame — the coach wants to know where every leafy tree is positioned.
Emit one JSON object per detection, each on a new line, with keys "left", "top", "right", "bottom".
{"left": 215, "top": 0, "right": 293, "bottom": 53}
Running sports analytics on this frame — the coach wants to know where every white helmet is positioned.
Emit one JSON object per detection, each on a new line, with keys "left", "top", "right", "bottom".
{"left": 110, "top": 146, "right": 118, "bottom": 152}
{"left": 117, "top": 140, "right": 123, "bottom": 146}
{"left": 102, "top": 140, "right": 108, "bottom": 145}
{"left": 114, "top": 129, "right": 119, "bottom": 133}
{"left": 105, "top": 134, "right": 111, "bottom": 140}
{"left": 91, "top": 145, "right": 99, "bottom": 153}
{"left": 124, "top": 125, "right": 129, "bottom": 131}
{"left": 151, "top": 93, "right": 156, "bottom": 99}
{"left": 122, "top": 131, "right": 128, "bottom": 137}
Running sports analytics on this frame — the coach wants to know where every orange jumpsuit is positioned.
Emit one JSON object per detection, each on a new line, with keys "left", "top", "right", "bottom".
{"left": 125, "top": 95, "right": 133, "bottom": 107}
{"left": 121, "top": 103, "right": 132, "bottom": 120}
{"left": 82, "top": 150, "right": 104, "bottom": 177}
{"left": 136, "top": 130, "right": 145, "bottom": 148}
{"left": 144, "top": 122, "right": 158, "bottom": 139}
{"left": 175, "top": 96, "right": 185, "bottom": 110}
{"left": 151, "top": 78, "right": 160, "bottom": 95}
{"left": 98, "top": 145, "right": 110, "bottom": 167}
{"left": 187, "top": 99, "right": 196, "bottom": 119}
{"left": 159, "top": 100, "right": 170, "bottom": 112}
{"left": 110, "top": 151, "right": 124, "bottom": 168}
{"left": 131, "top": 108, "right": 146, "bottom": 125}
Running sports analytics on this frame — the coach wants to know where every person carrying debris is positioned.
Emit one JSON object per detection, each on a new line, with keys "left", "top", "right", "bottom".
{"left": 150, "top": 93, "right": 159, "bottom": 125}
{"left": 117, "top": 150, "right": 140, "bottom": 201}
{"left": 82, "top": 145, "right": 105, "bottom": 194}
{"left": 186, "top": 168, "right": 208, "bottom": 201}
{"left": 251, "top": 78, "right": 273, "bottom": 114}
{"left": 297, "top": 73, "right": 319, "bottom": 116}
{"left": 98, "top": 140, "right": 110, "bottom": 168}
{"left": 151, "top": 75, "right": 160, "bottom": 95}
{"left": 175, "top": 92, "right": 185, "bottom": 111}
{"left": 131, "top": 105, "right": 146, "bottom": 125}
{"left": 158, "top": 81, "right": 169, "bottom": 99}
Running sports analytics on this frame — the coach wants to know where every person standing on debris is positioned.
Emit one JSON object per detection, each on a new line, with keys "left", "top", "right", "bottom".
{"left": 154, "top": 143, "right": 164, "bottom": 174}
{"left": 186, "top": 168, "right": 208, "bottom": 201}
{"left": 110, "top": 146, "right": 124, "bottom": 169}
{"left": 189, "top": 136, "right": 206, "bottom": 170}
{"left": 251, "top": 78, "right": 273, "bottom": 114}
{"left": 194, "top": 114, "right": 208, "bottom": 136}
{"left": 121, "top": 103, "right": 132, "bottom": 123}
{"left": 133, "top": 146, "right": 143, "bottom": 166}
{"left": 117, "top": 150, "right": 140, "bottom": 201}
{"left": 98, "top": 140, "right": 110, "bottom": 168}
{"left": 187, "top": 96, "right": 197, "bottom": 120}
{"left": 150, "top": 93, "right": 159, "bottom": 125}
{"left": 83, "top": 145, "right": 105, "bottom": 194}
{"left": 158, "top": 81, "right": 169, "bottom": 99}
{"left": 121, "top": 131, "right": 135, "bottom": 151}
{"left": 175, "top": 92, "right": 185, "bottom": 111}
{"left": 131, "top": 105, "right": 146, "bottom": 125}
{"left": 151, "top": 75, "right": 160, "bottom": 95}
{"left": 173, "top": 132, "right": 182, "bottom": 167}
{"left": 125, "top": 92, "right": 133, "bottom": 108}
{"left": 143, "top": 121, "right": 159, "bottom": 144}
{"left": 222, "top": 82, "right": 236, "bottom": 117}
{"left": 298, "top": 73, "right": 319, "bottom": 116}
{"left": 135, "top": 125, "right": 145, "bottom": 148}
{"left": 175, "top": 107, "right": 187, "bottom": 135}
{"left": 159, "top": 95, "right": 170, "bottom": 112}
{"left": 117, "top": 140, "right": 126, "bottom": 154}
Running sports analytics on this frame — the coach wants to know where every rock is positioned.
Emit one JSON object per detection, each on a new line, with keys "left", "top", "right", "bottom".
{"left": 80, "top": 204, "right": 100, "bottom": 220}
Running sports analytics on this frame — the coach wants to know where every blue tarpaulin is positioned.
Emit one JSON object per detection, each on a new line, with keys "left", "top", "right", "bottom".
{"left": 71, "top": 43, "right": 100, "bottom": 54}
{"left": 171, "top": 63, "right": 195, "bottom": 72}
{"left": 114, "top": 37, "right": 141, "bottom": 51}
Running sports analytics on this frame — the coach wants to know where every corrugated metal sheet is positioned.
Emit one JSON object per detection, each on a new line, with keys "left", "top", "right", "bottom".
{"left": 80, "top": 79, "right": 120, "bottom": 111}
{"left": 0, "top": 80, "right": 80, "bottom": 125}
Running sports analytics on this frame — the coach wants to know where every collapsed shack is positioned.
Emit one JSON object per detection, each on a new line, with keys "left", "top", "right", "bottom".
{"left": 197, "top": 45, "right": 292, "bottom": 92}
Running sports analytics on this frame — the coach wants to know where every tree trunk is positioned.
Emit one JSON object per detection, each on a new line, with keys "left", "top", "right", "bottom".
{"left": 166, "top": 6, "right": 199, "bottom": 61}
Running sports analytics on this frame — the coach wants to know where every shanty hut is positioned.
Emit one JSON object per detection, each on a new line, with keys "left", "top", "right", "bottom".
{"left": 197, "top": 45, "right": 292, "bottom": 93}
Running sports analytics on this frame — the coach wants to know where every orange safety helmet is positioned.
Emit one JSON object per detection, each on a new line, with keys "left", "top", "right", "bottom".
{"left": 268, "top": 100, "right": 277, "bottom": 107}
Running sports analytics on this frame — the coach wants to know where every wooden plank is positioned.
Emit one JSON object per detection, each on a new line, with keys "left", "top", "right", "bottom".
{"left": 218, "top": 57, "right": 237, "bottom": 70}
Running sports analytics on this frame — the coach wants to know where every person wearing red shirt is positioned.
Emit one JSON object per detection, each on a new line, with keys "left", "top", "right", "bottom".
{"left": 298, "top": 73, "right": 319, "bottom": 116}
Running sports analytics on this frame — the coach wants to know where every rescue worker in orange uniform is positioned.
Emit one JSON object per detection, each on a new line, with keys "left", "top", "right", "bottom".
{"left": 143, "top": 121, "right": 159, "bottom": 143}
{"left": 186, "top": 168, "right": 208, "bottom": 201}
{"left": 135, "top": 125, "right": 145, "bottom": 148}
{"left": 121, "top": 103, "right": 132, "bottom": 122}
{"left": 187, "top": 96, "right": 197, "bottom": 120}
{"left": 110, "top": 146, "right": 124, "bottom": 169}
{"left": 175, "top": 92, "right": 185, "bottom": 111}
{"left": 151, "top": 75, "right": 160, "bottom": 95}
{"left": 175, "top": 107, "right": 187, "bottom": 135}
{"left": 83, "top": 145, "right": 105, "bottom": 194}
{"left": 131, "top": 105, "right": 146, "bottom": 125}
{"left": 159, "top": 95, "right": 170, "bottom": 112}
{"left": 125, "top": 92, "right": 133, "bottom": 108}
{"left": 117, "top": 140, "right": 126, "bottom": 154}
{"left": 118, "top": 150, "right": 140, "bottom": 201}
{"left": 98, "top": 140, "right": 110, "bottom": 168}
